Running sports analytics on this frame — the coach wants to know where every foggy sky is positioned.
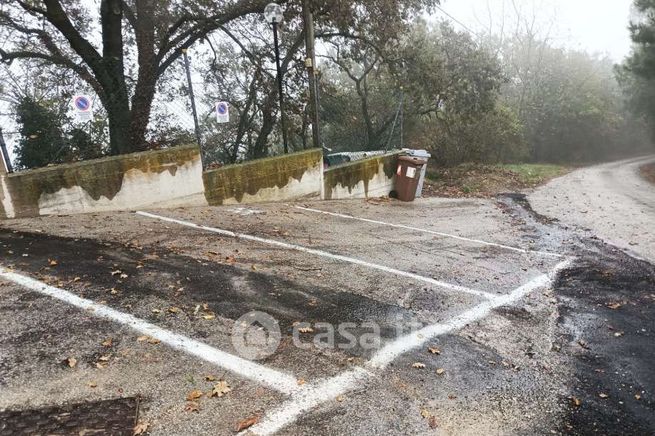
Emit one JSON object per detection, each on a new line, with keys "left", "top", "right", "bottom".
{"left": 437, "top": 0, "right": 634, "bottom": 61}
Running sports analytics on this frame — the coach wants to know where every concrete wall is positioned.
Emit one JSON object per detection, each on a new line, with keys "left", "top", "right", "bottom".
{"left": 0, "top": 145, "right": 207, "bottom": 219}
{"left": 323, "top": 152, "right": 400, "bottom": 200}
{"left": 203, "top": 149, "right": 323, "bottom": 205}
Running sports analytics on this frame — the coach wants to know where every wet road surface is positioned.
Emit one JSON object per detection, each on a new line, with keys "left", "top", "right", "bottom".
{"left": 0, "top": 157, "right": 653, "bottom": 435}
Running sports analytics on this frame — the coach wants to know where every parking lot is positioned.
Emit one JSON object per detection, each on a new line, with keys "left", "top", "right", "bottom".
{"left": 0, "top": 196, "right": 575, "bottom": 435}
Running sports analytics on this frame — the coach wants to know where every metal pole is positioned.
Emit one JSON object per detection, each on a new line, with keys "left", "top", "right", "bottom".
{"left": 182, "top": 49, "right": 202, "bottom": 148}
{"left": 0, "top": 128, "right": 13, "bottom": 174}
{"left": 272, "top": 21, "right": 289, "bottom": 154}
{"left": 302, "top": 0, "right": 320, "bottom": 150}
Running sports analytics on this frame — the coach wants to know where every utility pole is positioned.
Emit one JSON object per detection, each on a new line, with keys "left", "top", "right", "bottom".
{"left": 181, "top": 48, "right": 202, "bottom": 148}
{"left": 0, "top": 128, "right": 13, "bottom": 174}
{"left": 302, "top": 0, "right": 321, "bottom": 150}
{"left": 272, "top": 20, "right": 289, "bottom": 154}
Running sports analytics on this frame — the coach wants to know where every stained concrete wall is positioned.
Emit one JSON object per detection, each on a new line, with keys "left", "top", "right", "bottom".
{"left": 323, "top": 152, "right": 401, "bottom": 200}
{"left": 203, "top": 149, "right": 323, "bottom": 205}
{"left": 0, "top": 145, "right": 207, "bottom": 219}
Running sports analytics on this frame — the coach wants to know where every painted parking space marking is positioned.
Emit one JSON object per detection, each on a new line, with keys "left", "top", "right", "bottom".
{"left": 244, "top": 258, "right": 573, "bottom": 435}
{"left": 136, "top": 211, "right": 496, "bottom": 300}
{"left": 0, "top": 266, "right": 300, "bottom": 395}
{"left": 294, "top": 205, "right": 563, "bottom": 258}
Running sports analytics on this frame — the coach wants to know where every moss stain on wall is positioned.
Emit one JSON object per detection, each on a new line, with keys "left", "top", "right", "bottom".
{"left": 323, "top": 152, "right": 399, "bottom": 200}
{"left": 203, "top": 149, "right": 322, "bottom": 205}
{"left": 5, "top": 145, "right": 200, "bottom": 218}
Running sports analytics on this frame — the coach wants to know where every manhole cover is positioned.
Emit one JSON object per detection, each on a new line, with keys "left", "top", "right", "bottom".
{"left": 0, "top": 397, "right": 139, "bottom": 435}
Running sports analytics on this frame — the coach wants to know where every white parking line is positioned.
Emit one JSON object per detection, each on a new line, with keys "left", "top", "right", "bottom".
{"left": 0, "top": 266, "right": 300, "bottom": 395}
{"left": 294, "top": 206, "right": 563, "bottom": 258}
{"left": 136, "top": 211, "right": 496, "bottom": 300}
{"left": 244, "top": 258, "right": 573, "bottom": 435}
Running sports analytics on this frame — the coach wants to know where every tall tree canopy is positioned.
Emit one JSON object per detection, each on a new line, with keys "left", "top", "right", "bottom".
{"left": 0, "top": 0, "right": 436, "bottom": 157}
{"left": 0, "top": 0, "right": 286, "bottom": 155}
{"left": 621, "top": 0, "right": 655, "bottom": 132}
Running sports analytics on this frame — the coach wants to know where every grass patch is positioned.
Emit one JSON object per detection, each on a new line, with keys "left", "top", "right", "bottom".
{"left": 424, "top": 162, "right": 571, "bottom": 198}
{"left": 498, "top": 164, "right": 570, "bottom": 186}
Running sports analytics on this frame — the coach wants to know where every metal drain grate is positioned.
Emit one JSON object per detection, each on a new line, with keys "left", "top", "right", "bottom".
{"left": 0, "top": 397, "right": 139, "bottom": 436}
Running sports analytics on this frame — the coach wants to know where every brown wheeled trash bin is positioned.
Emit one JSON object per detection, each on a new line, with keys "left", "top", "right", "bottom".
{"left": 396, "top": 155, "right": 428, "bottom": 201}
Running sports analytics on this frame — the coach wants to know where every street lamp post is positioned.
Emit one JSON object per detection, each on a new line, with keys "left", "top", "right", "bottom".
{"left": 264, "top": 3, "right": 289, "bottom": 154}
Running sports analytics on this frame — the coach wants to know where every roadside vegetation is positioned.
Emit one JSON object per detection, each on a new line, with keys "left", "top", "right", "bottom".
{"left": 424, "top": 163, "right": 571, "bottom": 198}
{"left": 0, "top": 0, "right": 653, "bottom": 173}
{"left": 641, "top": 163, "right": 655, "bottom": 185}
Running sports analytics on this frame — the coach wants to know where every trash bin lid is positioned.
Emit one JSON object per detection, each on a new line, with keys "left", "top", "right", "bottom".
{"left": 405, "top": 149, "right": 431, "bottom": 158}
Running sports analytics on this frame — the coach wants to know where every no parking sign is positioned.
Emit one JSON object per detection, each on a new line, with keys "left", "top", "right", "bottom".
{"left": 71, "top": 95, "right": 94, "bottom": 122}
{"left": 216, "top": 101, "right": 230, "bottom": 123}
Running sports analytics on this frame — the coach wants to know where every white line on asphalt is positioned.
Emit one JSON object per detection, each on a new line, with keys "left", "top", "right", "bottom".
{"left": 0, "top": 266, "right": 300, "bottom": 395}
{"left": 136, "top": 211, "right": 496, "bottom": 300}
{"left": 244, "top": 258, "right": 573, "bottom": 436}
{"left": 294, "top": 206, "right": 563, "bottom": 258}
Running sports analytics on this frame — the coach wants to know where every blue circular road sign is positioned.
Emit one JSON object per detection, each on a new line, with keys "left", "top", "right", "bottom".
{"left": 74, "top": 96, "right": 91, "bottom": 112}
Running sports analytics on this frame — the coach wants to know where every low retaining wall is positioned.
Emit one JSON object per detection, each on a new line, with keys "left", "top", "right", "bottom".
{"left": 323, "top": 151, "right": 400, "bottom": 200}
{"left": 203, "top": 149, "right": 323, "bottom": 205}
{"left": 0, "top": 145, "right": 206, "bottom": 219}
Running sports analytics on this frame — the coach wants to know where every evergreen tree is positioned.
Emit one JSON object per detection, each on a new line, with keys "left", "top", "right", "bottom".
{"left": 15, "top": 97, "right": 70, "bottom": 169}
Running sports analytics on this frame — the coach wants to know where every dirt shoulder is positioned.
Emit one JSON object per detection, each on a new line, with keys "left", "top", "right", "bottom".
{"left": 640, "top": 162, "right": 655, "bottom": 185}
{"left": 423, "top": 163, "right": 571, "bottom": 198}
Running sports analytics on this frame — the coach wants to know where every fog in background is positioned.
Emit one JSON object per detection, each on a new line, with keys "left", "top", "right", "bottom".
{"left": 436, "top": 0, "right": 634, "bottom": 61}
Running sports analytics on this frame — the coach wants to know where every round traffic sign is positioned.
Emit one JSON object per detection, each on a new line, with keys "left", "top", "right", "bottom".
{"left": 74, "top": 96, "right": 91, "bottom": 112}
{"left": 217, "top": 102, "right": 228, "bottom": 115}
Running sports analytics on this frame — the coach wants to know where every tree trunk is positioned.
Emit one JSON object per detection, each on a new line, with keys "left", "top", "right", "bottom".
{"left": 106, "top": 100, "right": 132, "bottom": 155}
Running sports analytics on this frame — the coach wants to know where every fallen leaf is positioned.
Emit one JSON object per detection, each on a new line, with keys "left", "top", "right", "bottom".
{"left": 133, "top": 420, "right": 150, "bottom": 435}
{"left": 571, "top": 397, "right": 582, "bottom": 407}
{"left": 336, "top": 395, "right": 344, "bottom": 402}
{"left": 412, "top": 362, "right": 426, "bottom": 369}
{"left": 599, "top": 393, "right": 609, "bottom": 399}
{"left": 168, "top": 307, "right": 180, "bottom": 314}
{"left": 235, "top": 416, "right": 259, "bottom": 432}
{"left": 205, "top": 375, "right": 216, "bottom": 382}
{"left": 635, "top": 394, "right": 641, "bottom": 400}
{"left": 120, "top": 274, "right": 129, "bottom": 279}
{"left": 111, "top": 270, "right": 122, "bottom": 276}
{"left": 428, "top": 347, "right": 441, "bottom": 355}
{"left": 96, "top": 362, "right": 108, "bottom": 369}
{"left": 147, "top": 337, "right": 160, "bottom": 345}
{"left": 186, "top": 390, "right": 203, "bottom": 401}
{"left": 72, "top": 277, "right": 81, "bottom": 282}
{"left": 88, "top": 381, "right": 97, "bottom": 388}
{"left": 298, "top": 327, "right": 314, "bottom": 333}
{"left": 202, "top": 313, "right": 216, "bottom": 320}
{"left": 66, "top": 357, "right": 77, "bottom": 368}
{"left": 152, "top": 309, "right": 161, "bottom": 314}
{"left": 137, "top": 335, "right": 149, "bottom": 342}
{"left": 208, "top": 380, "right": 232, "bottom": 398}
{"left": 420, "top": 409, "right": 431, "bottom": 419}
{"left": 48, "top": 259, "right": 58, "bottom": 266}
{"left": 98, "top": 354, "right": 111, "bottom": 362}
{"left": 297, "top": 378, "right": 306, "bottom": 386}
{"left": 436, "top": 368, "right": 445, "bottom": 375}
{"left": 102, "top": 338, "right": 113, "bottom": 347}
{"left": 184, "top": 401, "right": 200, "bottom": 413}
{"left": 614, "top": 331, "right": 624, "bottom": 337}
{"left": 606, "top": 302, "right": 623, "bottom": 310}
